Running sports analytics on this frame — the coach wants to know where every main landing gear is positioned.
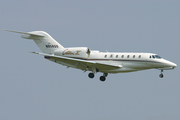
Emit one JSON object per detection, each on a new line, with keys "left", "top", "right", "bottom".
{"left": 88, "top": 73, "right": 94, "bottom": 78}
{"left": 159, "top": 70, "right": 164, "bottom": 78}
{"left": 88, "top": 73, "right": 108, "bottom": 82}
{"left": 100, "top": 73, "right": 108, "bottom": 82}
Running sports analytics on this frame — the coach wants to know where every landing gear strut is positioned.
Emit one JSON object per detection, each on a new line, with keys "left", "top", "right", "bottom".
{"left": 159, "top": 70, "right": 164, "bottom": 78}
{"left": 100, "top": 73, "right": 108, "bottom": 82}
{"left": 88, "top": 67, "right": 98, "bottom": 79}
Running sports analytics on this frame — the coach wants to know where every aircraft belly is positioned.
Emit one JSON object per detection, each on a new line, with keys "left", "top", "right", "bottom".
{"left": 96, "top": 61, "right": 120, "bottom": 69}
{"left": 100, "top": 61, "right": 151, "bottom": 73}
{"left": 124, "top": 61, "right": 151, "bottom": 69}
{"left": 146, "top": 60, "right": 168, "bottom": 68}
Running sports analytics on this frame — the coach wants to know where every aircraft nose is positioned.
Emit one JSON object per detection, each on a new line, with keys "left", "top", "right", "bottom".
{"left": 165, "top": 61, "right": 177, "bottom": 69}
{"left": 161, "top": 60, "right": 177, "bottom": 70}
{"left": 168, "top": 61, "right": 177, "bottom": 69}
{"left": 172, "top": 63, "right": 177, "bottom": 68}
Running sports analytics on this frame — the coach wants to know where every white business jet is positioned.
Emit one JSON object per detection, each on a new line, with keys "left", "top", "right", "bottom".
{"left": 5, "top": 30, "right": 177, "bottom": 81}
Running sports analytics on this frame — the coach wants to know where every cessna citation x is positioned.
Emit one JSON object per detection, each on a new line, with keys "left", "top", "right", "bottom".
{"left": 5, "top": 30, "right": 177, "bottom": 81}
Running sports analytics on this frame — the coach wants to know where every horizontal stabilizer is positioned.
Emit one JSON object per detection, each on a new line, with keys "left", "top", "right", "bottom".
{"left": 4, "top": 29, "right": 45, "bottom": 37}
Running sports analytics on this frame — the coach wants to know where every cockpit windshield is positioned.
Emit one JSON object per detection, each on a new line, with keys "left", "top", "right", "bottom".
{"left": 155, "top": 55, "right": 161, "bottom": 59}
{"left": 150, "top": 55, "right": 162, "bottom": 59}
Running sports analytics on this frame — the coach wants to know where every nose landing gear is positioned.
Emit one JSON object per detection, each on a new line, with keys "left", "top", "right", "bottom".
{"left": 159, "top": 70, "right": 164, "bottom": 78}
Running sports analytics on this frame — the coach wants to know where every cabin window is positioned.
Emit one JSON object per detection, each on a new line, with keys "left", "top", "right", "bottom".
{"left": 104, "top": 55, "right": 107, "bottom": 58}
{"left": 122, "top": 55, "right": 124, "bottom": 58}
{"left": 127, "top": 55, "right": 130, "bottom": 58}
{"left": 110, "top": 54, "right": 113, "bottom": 58}
{"left": 133, "top": 55, "right": 135, "bottom": 58}
{"left": 139, "top": 55, "right": 141, "bottom": 58}
{"left": 150, "top": 56, "right": 151, "bottom": 58}
{"left": 116, "top": 55, "right": 118, "bottom": 58}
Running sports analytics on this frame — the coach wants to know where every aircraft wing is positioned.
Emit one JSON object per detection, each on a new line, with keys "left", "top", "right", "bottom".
{"left": 30, "top": 52, "right": 122, "bottom": 72}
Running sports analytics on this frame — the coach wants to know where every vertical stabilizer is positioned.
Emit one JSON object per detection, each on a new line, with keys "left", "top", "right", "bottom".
{"left": 30, "top": 31, "right": 64, "bottom": 54}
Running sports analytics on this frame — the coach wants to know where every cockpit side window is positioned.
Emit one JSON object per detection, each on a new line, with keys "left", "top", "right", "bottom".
{"left": 155, "top": 55, "right": 161, "bottom": 59}
{"left": 152, "top": 55, "right": 155, "bottom": 58}
{"left": 149, "top": 56, "right": 151, "bottom": 58}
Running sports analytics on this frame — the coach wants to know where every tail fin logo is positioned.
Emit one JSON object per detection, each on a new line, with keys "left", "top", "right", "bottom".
{"left": 46, "top": 45, "right": 59, "bottom": 48}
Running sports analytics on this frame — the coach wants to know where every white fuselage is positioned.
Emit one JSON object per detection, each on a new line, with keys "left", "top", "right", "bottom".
{"left": 77, "top": 51, "right": 177, "bottom": 73}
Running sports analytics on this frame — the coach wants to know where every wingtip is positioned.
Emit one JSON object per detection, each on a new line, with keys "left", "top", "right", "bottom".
{"left": 29, "top": 51, "right": 39, "bottom": 54}
{"left": 3, "top": 29, "right": 9, "bottom": 31}
{"left": 3, "top": 29, "right": 27, "bottom": 34}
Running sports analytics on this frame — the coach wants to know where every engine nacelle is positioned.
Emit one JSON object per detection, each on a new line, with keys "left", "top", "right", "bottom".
{"left": 54, "top": 47, "right": 91, "bottom": 58}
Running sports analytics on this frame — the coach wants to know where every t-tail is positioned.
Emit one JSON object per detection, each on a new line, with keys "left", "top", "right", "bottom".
{"left": 4, "top": 30, "right": 64, "bottom": 54}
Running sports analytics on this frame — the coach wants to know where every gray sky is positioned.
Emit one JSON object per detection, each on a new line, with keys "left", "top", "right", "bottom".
{"left": 1, "top": 0, "right": 180, "bottom": 120}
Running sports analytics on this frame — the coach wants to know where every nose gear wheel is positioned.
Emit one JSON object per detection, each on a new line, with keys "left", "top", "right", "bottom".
{"left": 159, "top": 70, "right": 164, "bottom": 78}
